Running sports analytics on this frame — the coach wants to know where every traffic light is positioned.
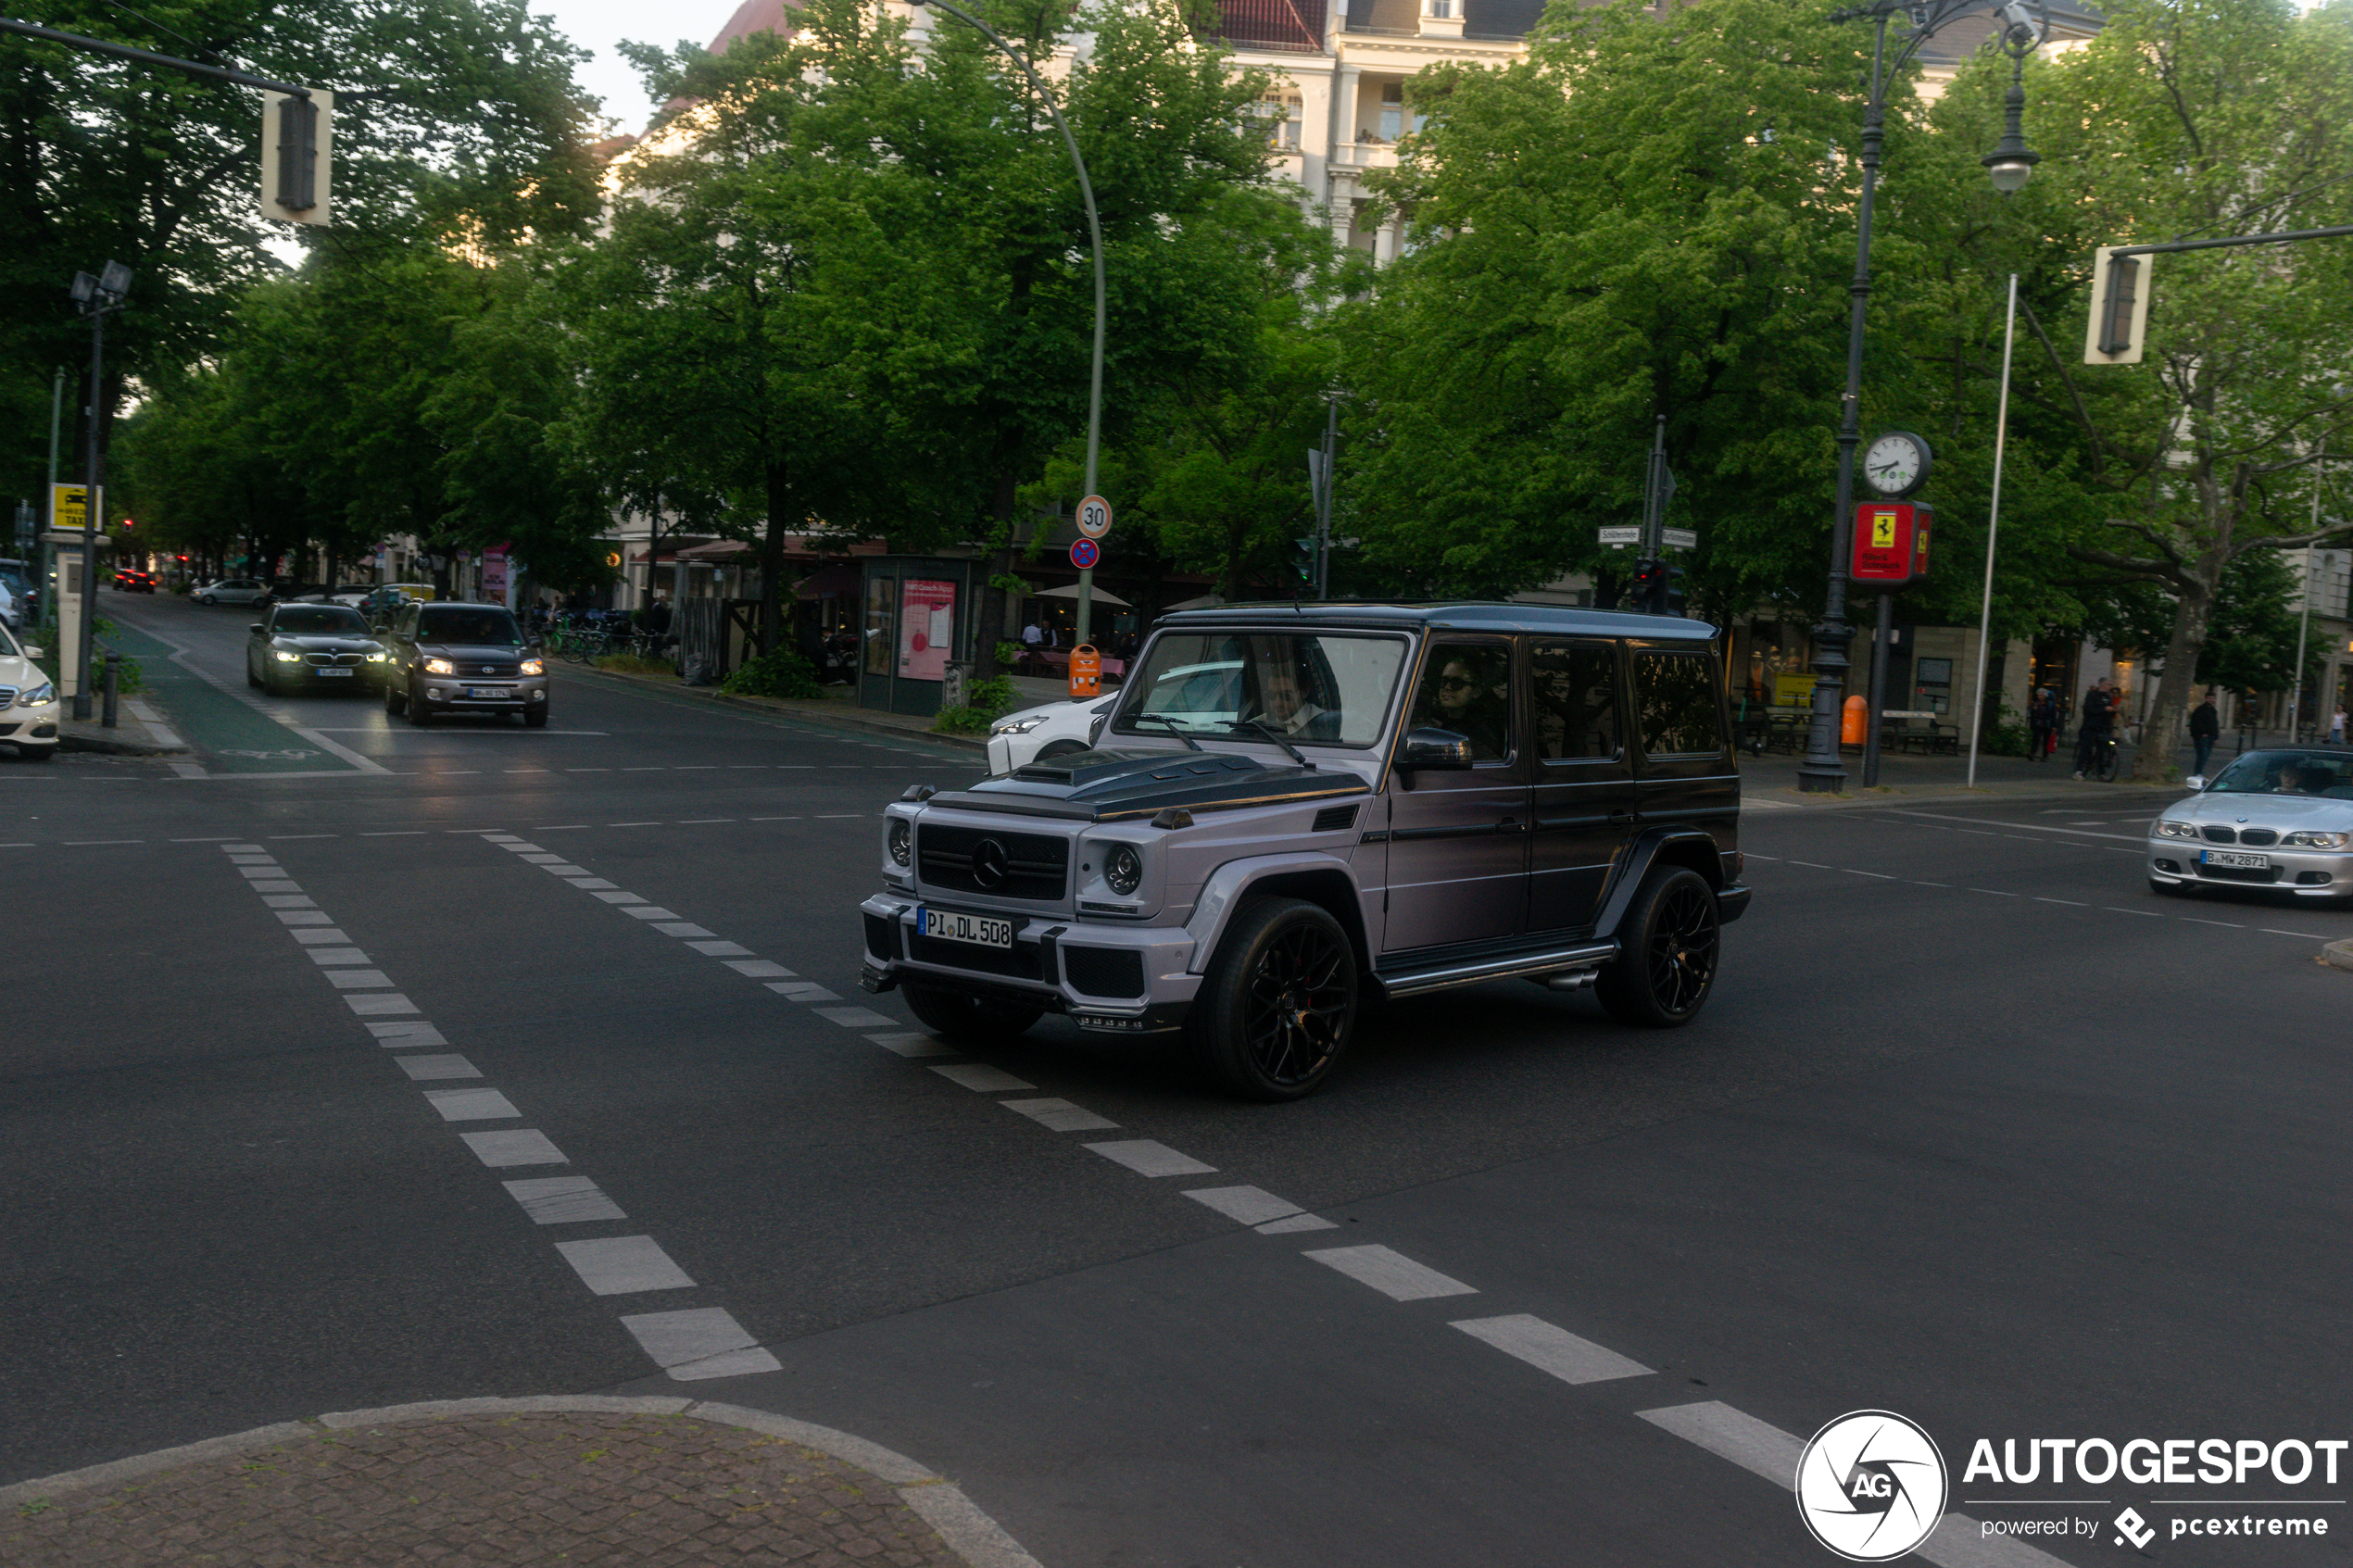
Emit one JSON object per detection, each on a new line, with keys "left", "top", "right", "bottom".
{"left": 1631, "top": 558, "right": 1667, "bottom": 614}
{"left": 2083, "top": 245, "right": 2151, "bottom": 365}
{"left": 1290, "top": 537, "right": 1315, "bottom": 583}
{"left": 259, "top": 89, "right": 333, "bottom": 225}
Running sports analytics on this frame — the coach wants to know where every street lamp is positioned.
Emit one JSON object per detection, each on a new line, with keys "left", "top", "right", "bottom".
{"left": 1798, "top": 0, "right": 2045, "bottom": 793}
{"left": 904, "top": 0, "right": 1108, "bottom": 651}
{"left": 69, "top": 259, "right": 132, "bottom": 721}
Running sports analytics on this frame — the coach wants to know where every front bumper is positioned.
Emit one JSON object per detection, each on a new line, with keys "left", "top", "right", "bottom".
{"left": 0, "top": 703, "right": 59, "bottom": 749}
{"left": 2147, "top": 837, "right": 2353, "bottom": 896}
{"left": 858, "top": 893, "right": 1200, "bottom": 1034}
{"left": 420, "top": 677, "right": 549, "bottom": 712}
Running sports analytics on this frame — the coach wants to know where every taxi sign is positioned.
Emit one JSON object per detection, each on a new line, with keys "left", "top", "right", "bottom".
{"left": 52, "top": 483, "right": 89, "bottom": 532}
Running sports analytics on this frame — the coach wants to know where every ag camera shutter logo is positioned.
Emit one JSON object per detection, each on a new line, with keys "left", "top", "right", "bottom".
{"left": 1795, "top": 1411, "right": 1948, "bottom": 1561}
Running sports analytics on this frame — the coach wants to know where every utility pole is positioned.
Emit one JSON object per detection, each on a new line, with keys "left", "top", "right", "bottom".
{"left": 1315, "top": 393, "right": 1338, "bottom": 599}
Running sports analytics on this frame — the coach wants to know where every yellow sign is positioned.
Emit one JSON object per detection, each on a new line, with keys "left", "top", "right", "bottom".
{"left": 1870, "top": 509, "right": 1899, "bottom": 548}
{"left": 52, "top": 483, "right": 88, "bottom": 532}
{"left": 1774, "top": 672, "right": 1818, "bottom": 708}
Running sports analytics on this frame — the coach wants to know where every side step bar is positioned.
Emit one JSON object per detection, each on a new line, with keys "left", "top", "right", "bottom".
{"left": 1372, "top": 938, "right": 1619, "bottom": 1001}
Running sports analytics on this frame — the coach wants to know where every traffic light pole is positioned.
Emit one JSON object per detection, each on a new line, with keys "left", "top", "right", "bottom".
{"left": 0, "top": 18, "right": 314, "bottom": 98}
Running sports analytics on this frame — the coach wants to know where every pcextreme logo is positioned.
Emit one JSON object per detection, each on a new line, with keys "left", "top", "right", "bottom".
{"left": 1795, "top": 1411, "right": 1949, "bottom": 1562}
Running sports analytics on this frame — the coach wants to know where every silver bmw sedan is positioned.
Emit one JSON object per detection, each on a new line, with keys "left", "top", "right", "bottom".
{"left": 2148, "top": 748, "right": 2353, "bottom": 901}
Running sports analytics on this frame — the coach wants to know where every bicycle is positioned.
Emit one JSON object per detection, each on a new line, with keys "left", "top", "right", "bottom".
{"left": 2075, "top": 730, "right": 2119, "bottom": 783}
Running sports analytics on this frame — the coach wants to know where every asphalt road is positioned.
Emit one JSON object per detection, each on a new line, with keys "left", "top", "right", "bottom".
{"left": 7, "top": 590, "right": 2351, "bottom": 1566}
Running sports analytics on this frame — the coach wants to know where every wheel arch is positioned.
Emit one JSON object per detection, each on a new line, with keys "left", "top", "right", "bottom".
{"left": 1185, "top": 853, "right": 1368, "bottom": 978}
{"left": 1595, "top": 829, "right": 1723, "bottom": 943}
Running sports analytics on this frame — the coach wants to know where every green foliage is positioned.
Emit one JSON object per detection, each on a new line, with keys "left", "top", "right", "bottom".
{"left": 720, "top": 648, "right": 824, "bottom": 699}
{"left": 931, "top": 673, "right": 1019, "bottom": 734}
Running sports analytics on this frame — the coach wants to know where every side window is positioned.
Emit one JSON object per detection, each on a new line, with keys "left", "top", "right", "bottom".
{"left": 1532, "top": 640, "right": 1620, "bottom": 761}
{"left": 1634, "top": 652, "right": 1724, "bottom": 758}
{"left": 1407, "top": 642, "right": 1513, "bottom": 762}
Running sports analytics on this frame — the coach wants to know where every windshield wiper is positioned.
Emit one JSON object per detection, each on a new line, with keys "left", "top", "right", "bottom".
{"left": 1131, "top": 713, "right": 1202, "bottom": 751}
{"left": 1226, "top": 719, "right": 1315, "bottom": 769}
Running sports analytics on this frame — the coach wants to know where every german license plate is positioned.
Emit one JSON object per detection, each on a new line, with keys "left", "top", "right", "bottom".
{"left": 920, "top": 907, "right": 1013, "bottom": 948}
{"left": 317, "top": 667, "right": 353, "bottom": 677}
{"left": 2203, "top": 849, "right": 2269, "bottom": 869}
{"left": 466, "top": 686, "right": 508, "bottom": 699}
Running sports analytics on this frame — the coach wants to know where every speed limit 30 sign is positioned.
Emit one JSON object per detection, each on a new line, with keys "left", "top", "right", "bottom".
{"left": 1076, "top": 495, "right": 1112, "bottom": 540}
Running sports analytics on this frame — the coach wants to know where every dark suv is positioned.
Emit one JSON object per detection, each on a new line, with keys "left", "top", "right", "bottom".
{"left": 382, "top": 600, "right": 549, "bottom": 727}
{"left": 861, "top": 603, "right": 1749, "bottom": 1099}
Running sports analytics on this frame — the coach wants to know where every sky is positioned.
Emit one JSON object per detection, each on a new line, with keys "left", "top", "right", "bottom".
{"left": 534, "top": 0, "right": 741, "bottom": 135}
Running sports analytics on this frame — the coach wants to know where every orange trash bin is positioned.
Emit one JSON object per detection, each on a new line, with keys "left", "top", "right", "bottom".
{"left": 1069, "top": 644, "right": 1101, "bottom": 700}
{"left": 1842, "top": 693, "right": 1868, "bottom": 746}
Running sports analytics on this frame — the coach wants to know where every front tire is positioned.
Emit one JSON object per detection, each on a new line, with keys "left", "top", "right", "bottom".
{"left": 523, "top": 709, "right": 547, "bottom": 728}
{"left": 1595, "top": 867, "right": 1720, "bottom": 1028}
{"left": 406, "top": 681, "right": 433, "bottom": 727}
{"left": 18, "top": 745, "right": 56, "bottom": 763}
{"left": 199, "top": 594, "right": 216, "bottom": 606}
{"left": 1191, "top": 897, "right": 1357, "bottom": 1101}
{"left": 903, "top": 984, "right": 1040, "bottom": 1047}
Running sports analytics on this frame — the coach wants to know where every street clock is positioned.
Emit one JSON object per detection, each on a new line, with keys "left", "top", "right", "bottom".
{"left": 1863, "top": 430, "right": 1931, "bottom": 498}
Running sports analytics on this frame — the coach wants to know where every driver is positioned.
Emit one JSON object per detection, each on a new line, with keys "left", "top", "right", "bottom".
{"left": 1258, "top": 660, "right": 1340, "bottom": 741}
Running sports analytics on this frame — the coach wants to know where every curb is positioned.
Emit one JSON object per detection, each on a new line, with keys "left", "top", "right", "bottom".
{"left": 0, "top": 1396, "right": 1044, "bottom": 1568}
{"left": 57, "top": 725, "right": 184, "bottom": 757}
{"left": 2324, "top": 938, "right": 2353, "bottom": 974}
{"left": 558, "top": 662, "right": 989, "bottom": 753}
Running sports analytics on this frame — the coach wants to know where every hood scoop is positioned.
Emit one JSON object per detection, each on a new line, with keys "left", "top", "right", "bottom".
{"left": 1011, "top": 749, "right": 1260, "bottom": 788}
{"left": 934, "top": 746, "right": 1364, "bottom": 822}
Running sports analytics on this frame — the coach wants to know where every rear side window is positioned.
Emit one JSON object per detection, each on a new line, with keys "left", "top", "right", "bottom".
{"left": 1634, "top": 652, "right": 1722, "bottom": 757}
{"left": 1531, "top": 640, "right": 1619, "bottom": 761}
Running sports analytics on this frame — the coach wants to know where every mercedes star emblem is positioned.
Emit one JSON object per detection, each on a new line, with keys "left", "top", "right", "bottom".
{"left": 971, "top": 838, "right": 1009, "bottom": 889}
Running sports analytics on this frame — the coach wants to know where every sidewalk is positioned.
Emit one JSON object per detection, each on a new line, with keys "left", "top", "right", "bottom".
{"left": 0, "top": 1397, "right": 1040, "bottom": 1568}
{"left": 1736, "top": 734, "right": 2216, "bottom": 807}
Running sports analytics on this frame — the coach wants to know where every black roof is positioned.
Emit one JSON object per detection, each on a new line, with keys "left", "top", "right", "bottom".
{"left": 1155, "top": 600, "right": 1718, "bottom": 641}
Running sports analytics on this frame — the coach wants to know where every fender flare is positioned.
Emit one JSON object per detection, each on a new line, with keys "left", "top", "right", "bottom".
{"left": 1185, "top": 850, "right": 1366, "bottom": 975}
{"left": 1592, "top": 829, "right": 1724, "bottom": 943}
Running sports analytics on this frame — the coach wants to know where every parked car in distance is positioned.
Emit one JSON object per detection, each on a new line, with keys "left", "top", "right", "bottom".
{"left": 0, "top": 558, "right": 31, "bottom": 626}
{"left": 2148, "top": 748, "right": 2353, "bottom": 904}
{"left": 246, "top": 603, "right": 388, "bottom": 696}
{"left": 862, "top": 603, "right": 1749, "bottom": 1100}
{"left": 195, "top": 578, "right": 269, "bottom": 606}
{"left": 0, "top": 618, "right": 59, "bottom": 761}
{"left": 382, "top": 600, "right": 548, "bottom": 727}
{"left": 987, "top": 693, "right": 1119, "bottom": 774}
{"left": 112, "top": 568, "right": 156, "bottom": 593}
{"left": 346, "top": 583, "right": 435, "bottom": 625}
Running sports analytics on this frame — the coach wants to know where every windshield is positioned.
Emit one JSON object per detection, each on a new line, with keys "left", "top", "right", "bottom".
{"left": 0, "top": 621, "right": 19, "bottom": 659}
{"left": 1112, "top": 631, "right": 1407, "bottom": 748}
{"left": 2206, "top": 750, "right": 2353, "bottom": 798}
{"left": 417, "top": 608, "right": 522, "bottom": 645}
{"left": 273, "top": 607, "right": 370, "bottom": 636}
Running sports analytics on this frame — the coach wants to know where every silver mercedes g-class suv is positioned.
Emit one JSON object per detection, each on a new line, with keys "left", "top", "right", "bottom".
{"left": 860, "top": 604, "right": 1749, "bottom": 1099}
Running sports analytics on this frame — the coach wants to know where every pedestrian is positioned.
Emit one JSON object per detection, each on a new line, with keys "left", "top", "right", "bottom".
{"left": 2188, "top": 691, "right": 2220, "bottom": 780}
{"left": 2073, "top": 680, "right": 2116, "bottom": 779}
{"left": 2333, "top": 704, "right": 2347, "bottom": 745}
{"left": 2027, "top": 689, "right": 2057, "bottom": 762}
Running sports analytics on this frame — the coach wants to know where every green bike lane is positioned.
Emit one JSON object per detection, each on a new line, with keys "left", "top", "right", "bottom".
{"left": 100, "top": 616, "right": 380, "bottom": 777}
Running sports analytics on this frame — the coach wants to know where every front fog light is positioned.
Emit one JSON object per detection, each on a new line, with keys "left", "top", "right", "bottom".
{"left": 888, "top": 819, "right": 912, "bottom": 867}
{"left": 1103, "top": 844, "right": 1142, "bottom": 896}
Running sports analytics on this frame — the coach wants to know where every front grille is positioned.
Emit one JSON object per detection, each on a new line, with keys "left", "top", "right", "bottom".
{"left": 465, "top": 661, "right": 522, "bottom": 676}
{"left": 1313, "top": 803, "right": 1361, "bottom": 833}
{"left": 917, "top": 824, "right": 1069, "bottom": 901}
{"left": 303, "top": 651, "right": 368, "bottom": 667}
{"left": 2201, "top": 826, "right": 2237, "bottom": 844}
{"left": 2197, "top": 862, "right": 2279, "bottom": 884}
{"left": 0, "top": 686, "right": 16, "bottom": 706}
{"left": 1061, "top": 946, "right": 1145, "bottom": 998}
{"left": 2239, "top": 828, "right": 2279, "bottom": 847}
{"left": 862, "top": 912, "right": 902, "bottom": 962}
{"left": 908, "top": 933, "right": 1043, "bottom": 980}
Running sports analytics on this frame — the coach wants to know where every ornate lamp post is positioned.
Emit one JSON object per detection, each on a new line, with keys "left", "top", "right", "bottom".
{"left": 1798, "top": 1, "right": 2045, "bottom": 792}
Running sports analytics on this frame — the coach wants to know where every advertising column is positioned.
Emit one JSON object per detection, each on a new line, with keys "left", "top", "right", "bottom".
{"left": 898, "top": 578, "right": 956, "bottom": 683}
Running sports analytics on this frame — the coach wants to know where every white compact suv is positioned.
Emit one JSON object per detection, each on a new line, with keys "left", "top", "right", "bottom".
{"left": 0, "top": 621, "right": 61, "bottom": 761}
{"left": 987, "top": 694, "right": 1118, "bottom": 774}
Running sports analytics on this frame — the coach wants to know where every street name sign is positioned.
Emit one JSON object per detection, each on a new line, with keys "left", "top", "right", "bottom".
{"left": 1597, "top": 526, "right": 1640, "bottom": 546}
{"left": 1662, "top": 527, "right": 1697, "bottom": 550}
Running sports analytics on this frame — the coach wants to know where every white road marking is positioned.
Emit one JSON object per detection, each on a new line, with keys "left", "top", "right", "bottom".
{"left": 359, "top": 830, "right": 427, "bottom": 836}
{"left": 346, "top": 994, "right": 420, "bottom": 1016}
{"left": 534, "top": 825, "right": 593, "bottom": 831}
{"left": 868, "top": 1032, "right": 957, "bottom": 1058}
{"left": 750, "top": 816, "right": 800, "bottom": 822}
{"left": 1084, "top": 1140, "right": 1217, "bottom": 1178}
{"left": 261, "top": 895, "right": 315, "bottom": 908}
{"left": 564, "top": 878, "right": 619, "bottom": 890}
{"left": 1303, "top": 1245, "right": 1478, "bottom": 1301}
{"left": 1789, "top": 860, "right": 1832, "bottom": 869}
{"left": 517, "top": 854, "right": 569, "bottom": 864}
{"left": 766, "top": 982, "right": 841, "bottom": 1001}
{"left": 395, "top": 1054, "right": 481, "bottom": 1081}
{"left": 1913, "top": 881, "right": 1953, "bottom": 888}
{"left": 652, "top": 922, "right": 718, "bottom": 938}
{"left": 555, "top": 1236, "right": 696, "bottom": 1296}
{"left": 307, "top": 948, "right": 371, "bottom": 965}
{"left": 590, "top": 891, "right": 644, "bottom": 904}
{"left": 503, "top": 1176, "right": 625, "bottom": 1225}
{"left": 1892, "top": 808, "right": 2147, "bottom": 843}
{"left": 675, "top": 816, "right": 734, "bottom": 822}
{"left": 1843, "top": 870, "right": 1897, "bottom": 880}
{"left": 1969, "top": 889, "right": 2020, "bottom": 897}
{"left": 290, "top": 929, "right": 351, "bottom": 944}
{"left": 459, "top": 1129, "right": 566, "bottom": 1166}
{"left": 220, "top": 843, "right": 265, "bottom": 852}
{"left": 2264, "top": 929, "right": 2328, "bottom": 938}
{"left": 813, "top": 1006, "right": 896, "bottom": 1028}
{"left": 1452, "top": 1314, "right": 1653, "bottom": 1385}
{"left": 2033, "top": 897, "right": 2088, "bottom": 907}
{"left": 724, "top": 960, "right": 795, "bottom": 978}
{"left": 64, "top": 838, "right": 142, "bottom": 846}
{"left": 272, "top": 910, "right": 330, "bottom": 924}
{"left": 620, "top": 1308, "right": 782, "bottom": 1379}
{"left": 1637, "top": 1400, "right": 1800, "bottom": 1485}
{"left": 1256, "top": 1213, "right": 1340, "bottom": 1234}
{"left": 686, "top": 940, "right": 752, "bottom": 957}
{"left": 622, "top": 906, "right": 682, "bottom": 921}
{"left": 815, "top": 813, "right": 864, "bottom": 820}
{"left": 500, "top": 843, "right": 545, "bottom": 852}
{"left": 248, "top": 880, "right": 302, "bottom": 893}
{"left": 2184, "top": 918, "right": 2244, "bottom": 928}
{"left": 367, "top": 1021, "right": 447, "bottom": 1047}
{"left": 1002, "top": 1098, "right": 1120, "bottom": 1133}
{"left": 2106, "top": 907, "right": 2166, "bottom": 917}
{"left": 268, "top": 834, "right": 335, "bottom": 840}
{"left": 609, "top": 820, "right": 660, "bottom": 826}
{"left": 324, "top": 969, "right": 396, "bottom": 989}
{"left": 483, "top": 834, "right": 525, "bottom": 843}
{"left": 422, "top": 1087, "right": 522, "bottom": 1122}
{"left": 1183, "top": 1185, "right": 1301, "bottom": 1225}
{"left": 929, "top": 1063, "right": 1036, "bottom": 1093}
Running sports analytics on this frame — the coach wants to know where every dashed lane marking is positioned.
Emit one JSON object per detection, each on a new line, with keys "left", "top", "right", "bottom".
{"left": 1002, "top": 1098, "right": 1121, "bottom": 1133}
{"left": 1304, "top": 1245, "right": 1478, "bottom": 1302}
{"left": 555, "top": 1236, "right": 696, "bottom": 1296}
{"left": 929, "top": 1064, "right": 1035, "bottom": 1093}
{"left": 1452, "top": 1314, "right": 1654, "bottom": 1386}
{"left": 1084, "top": 1140, "right": 1217, "bottom": 1178}
{"left": 505, "top": 1176, "right": 626, "bottom": 1225}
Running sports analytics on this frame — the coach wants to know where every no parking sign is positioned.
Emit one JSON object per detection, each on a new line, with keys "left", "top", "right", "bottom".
{"left": 1070, "top": 538, "right": 1100, "bottom": 571}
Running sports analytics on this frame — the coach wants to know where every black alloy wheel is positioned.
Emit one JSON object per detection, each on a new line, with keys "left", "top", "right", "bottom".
{"left": 384, "top": 675, "right": 405, "bottom": 715}
{"left": 1594, "top": 867, "right": 1720, "bottom": 1028}
{"left": 901, "top": 984, "right": 1041, "bottom": 1046}
{"left": 1195, "top": 896, "right": 1357, "bottom": 1101}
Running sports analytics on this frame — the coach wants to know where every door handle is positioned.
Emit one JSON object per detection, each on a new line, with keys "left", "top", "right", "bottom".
{"left": 1498, "top": 818, "right": 1528, "bottom": 833}
{"left": 1607, "top": 810, "right": 1637, "bottom": 825}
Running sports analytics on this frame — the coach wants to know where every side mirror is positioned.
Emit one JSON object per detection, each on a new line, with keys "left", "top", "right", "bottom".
{"left": 23, "top": 644, "right": 44, "bottom": 659}
{"left": 249, "top": 623, "right": 265, "bottom": 634}
{"left": 2184, "top": 774, "right": 2207, "bottom": 792}
{"left": 1402, "top": 728, "right": 1473, "bottom": 770}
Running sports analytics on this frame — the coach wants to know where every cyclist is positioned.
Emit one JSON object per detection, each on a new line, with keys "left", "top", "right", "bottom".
{"left": 2073, "top": 679, "right": 2118, "bottom": 780}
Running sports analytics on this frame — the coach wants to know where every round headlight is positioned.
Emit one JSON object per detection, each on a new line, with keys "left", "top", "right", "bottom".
{"left": 887, "top": 818, "right": 912, "bottom": 867}
{"left": 1103, "top": 843, "right": 1142, "bottom": 896}
{"left": 2155, "top": 820, "right": 2198, "bottom": 839}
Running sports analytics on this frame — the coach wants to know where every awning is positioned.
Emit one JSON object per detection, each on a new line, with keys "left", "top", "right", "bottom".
{"left": 796, "top": 563, "right": 861, "bottom": 600}
{"left": 1162, "top": 593, "right": 1224, "bottom": 612}
{"left": 1031, "top": 583, "right": 1133, "bottom": 608}
{"left": 675, "top": 538, "right": 752, "bottom": 559}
